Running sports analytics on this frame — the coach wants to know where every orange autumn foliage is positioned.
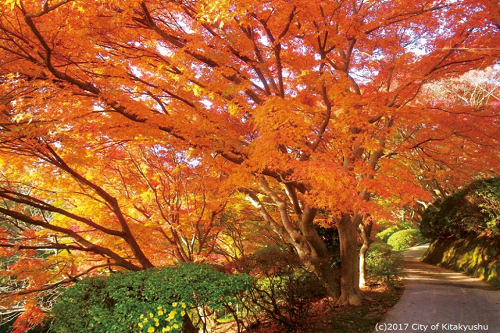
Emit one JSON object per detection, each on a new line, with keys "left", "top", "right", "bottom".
{"left": 0, "top": 0, "right": 499, "bottom": 326}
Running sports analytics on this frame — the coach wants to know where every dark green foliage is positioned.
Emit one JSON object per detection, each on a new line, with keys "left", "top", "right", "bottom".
{"left": 50, "top": 263, "right": 251, "bottom": 333}
{"left": 387, "top": 229, "right": 426, "bottom": 251}
{"left": 475, "top": 179, "right": 500, "bottom": 235}
{"left": 230, "top": 247, "right": 328, "bottom": 332}
{"left": 420, "top": 178, "right": 500, "bottom": 239}
{"left": 315, "top": 225, "right": 341, "bottom": 262}
{"left": 365, "top": 242, "right": 405, "bottom": 288}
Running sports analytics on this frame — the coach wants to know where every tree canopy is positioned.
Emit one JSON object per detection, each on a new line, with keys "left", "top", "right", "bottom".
{"left": 0, "top": 0, "right": 499, "bottom": 329}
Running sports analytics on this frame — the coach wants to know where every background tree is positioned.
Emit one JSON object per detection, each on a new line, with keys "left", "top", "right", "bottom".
{"left": 0, "top": 0, "right": 499, "bottom": 321}
{"left": 0, "top": 126, "right": 247, "bottom": 330}
{"left": 426, "top": 67, "right": 500, "bottom": 108}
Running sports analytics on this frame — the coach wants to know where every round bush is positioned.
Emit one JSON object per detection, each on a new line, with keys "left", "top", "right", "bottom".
{"left": 387, "top": 229, "right": 425, "bottom": 251}
{"left": 377, "top": 225, "right": 402, "bottom": 243}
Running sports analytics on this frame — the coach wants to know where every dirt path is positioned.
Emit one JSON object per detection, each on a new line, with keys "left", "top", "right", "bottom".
{"left": 373, "top": 244, "right": 500, "bottom": 333}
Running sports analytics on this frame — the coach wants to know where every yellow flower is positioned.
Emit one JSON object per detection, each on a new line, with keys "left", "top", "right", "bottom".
{"left": 162, "top": 328, "right": 167, "bottom": 332}
{"left": 143, "top": 318, "right": 148, "bottom": 323}
{"left": 155, "top": 322, "right": 159, "bottom": 327}
{"left": 140, "top": 314, "right": 144, "bottom": 319}
{"left": 181, "top": 303, "right": 186, "bottom": 309}
{"left": 172, "top": 302, "right": 178, "bottom": 307}
{"left": 169, "top": 311, "right": 177, "bottom": 316}
{"left": 173, "top": 324, "right": 179, "bottom": 329}
{"left": 148, "top": 327, "right": 155, "bottom": 333}
{"left": 157, "top": 306, "right": 162, "bottom": 310}
{"left": 150, "top": 313, "right": 154, "bottom": 318}
{"left": 180, "top": 311, "right": 186, "bottom": 316}
{"left": 138, "top": 323, "right": 143, "bottom": 328}
{"left": 158, "top": 310, "right": 164, "bottom": 316}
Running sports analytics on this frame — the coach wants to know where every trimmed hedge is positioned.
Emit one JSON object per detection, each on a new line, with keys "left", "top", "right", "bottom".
{"left": 387, "top": 229, "right": 425, "bottom": 251}
{"left": 377, "top": 225, "right": 403, "bottom": 243}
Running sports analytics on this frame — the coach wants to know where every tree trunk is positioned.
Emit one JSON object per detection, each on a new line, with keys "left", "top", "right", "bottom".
{"left": 359, "top": 220, "right": 373, "bottom": 288}
{"left": 336, "top": 214, "right": 362, "bottom": 306}
{"left": 182, "top": 313, "right": 197, "bottom": 333}
{"left": 244, "top": 182, "right": 341, "bottom": 300}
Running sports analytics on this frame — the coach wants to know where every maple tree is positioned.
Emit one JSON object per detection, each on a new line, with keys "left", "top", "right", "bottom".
{"left": 400, "top": 66, "right": 500, "bottom": 203}
{"left": 1, "top": 0, "right": 500, "bottom": 327}
{"left": 0, "top": 138, "right": 236, "bottom": 328}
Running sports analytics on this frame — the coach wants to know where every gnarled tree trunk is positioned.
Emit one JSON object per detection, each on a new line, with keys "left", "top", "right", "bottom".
{"left": 243, "top": 178, "right": 340, "bottom": 300}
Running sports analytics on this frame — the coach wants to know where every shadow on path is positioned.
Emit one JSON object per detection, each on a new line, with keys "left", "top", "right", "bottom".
{"left": 373, "top": 244, "right": 500, "bottom": 333}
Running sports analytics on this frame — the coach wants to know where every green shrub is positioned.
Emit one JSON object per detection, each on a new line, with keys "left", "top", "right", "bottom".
{"left": 387, "top": 229, "right": 425, "bottom": 251}
{"left": 315, "top": 226, "right": 341, "bottom": 264}
{"left": 419, "top": 178, "right": 500, "bottom": 286}
{"left": 50, "top": 263, "right": 251, "bottom": 333}
{"left": 377, "top": 225, "right": 402, "bottom": 243}
{"left": 476, "top": 180, "right": 500, "bottom": 236}
{"left": 365, "top": 242, "right": 405, "bottom": 288}
{"left": 230, "top": 248, "right": 329, "bottom": 331}
{"left": 420, "top": 178, "right": 500, "bottom": 239}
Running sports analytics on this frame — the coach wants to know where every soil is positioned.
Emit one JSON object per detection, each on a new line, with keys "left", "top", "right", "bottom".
{"left": 214, "top": 285, "right": 404, "bottom": 333}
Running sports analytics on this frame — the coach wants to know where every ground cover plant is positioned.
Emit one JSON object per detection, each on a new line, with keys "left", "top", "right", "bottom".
{"left": 423, "top": 234, "right": 500, "bottom": 286}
